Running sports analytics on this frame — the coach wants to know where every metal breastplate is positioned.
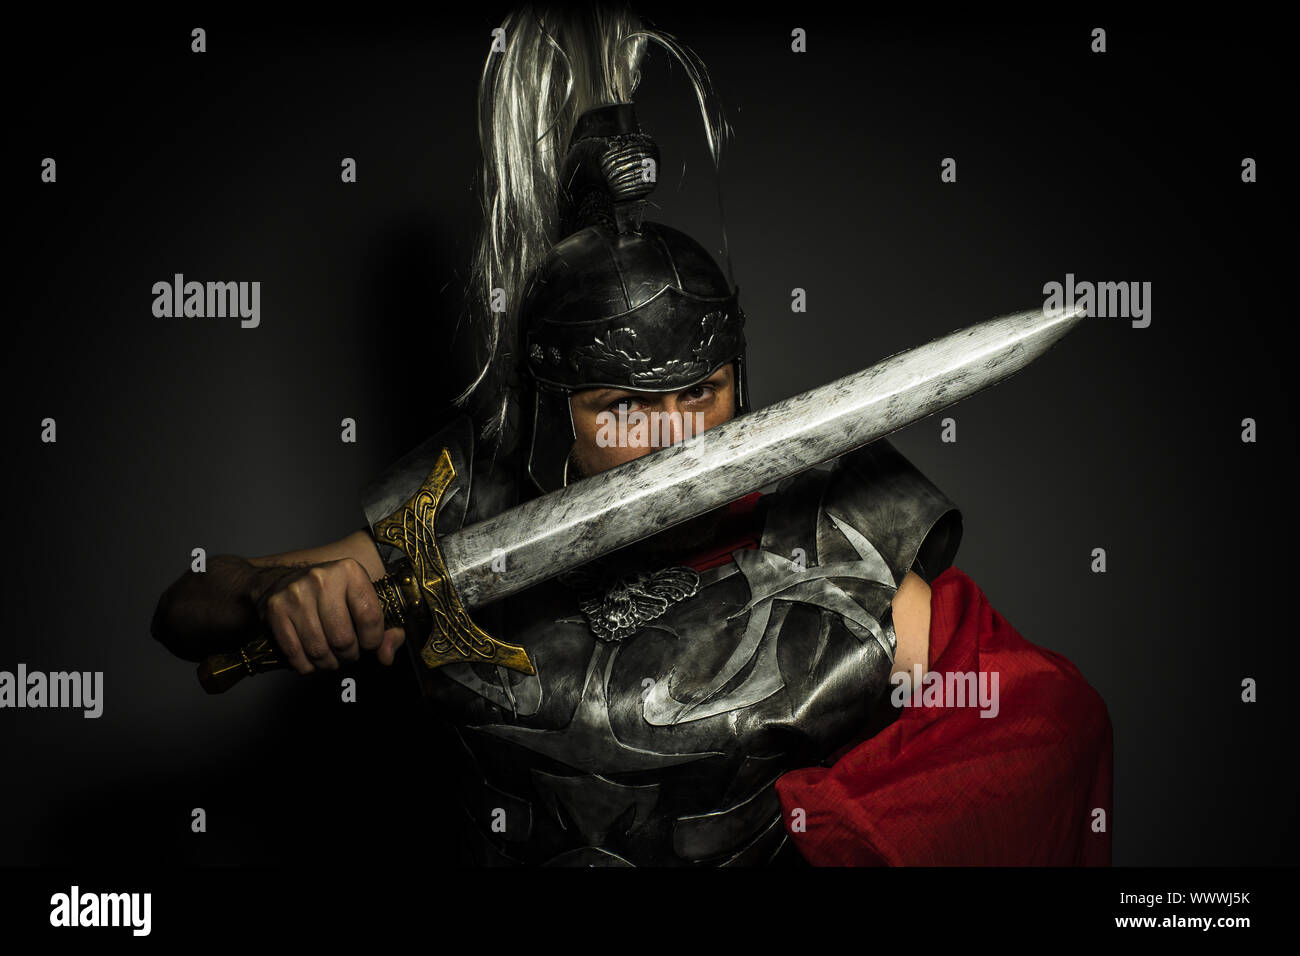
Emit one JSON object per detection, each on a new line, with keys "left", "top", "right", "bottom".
{"left": 362, "top": 422, "right": 962, "bottom": 866}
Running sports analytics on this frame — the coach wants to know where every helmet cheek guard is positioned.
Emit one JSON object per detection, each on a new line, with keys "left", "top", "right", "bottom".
{"left": 519, "top": 103, "right": 749, "bottom": 494}
{"left": 527, "top": 385, "right": 580, "bottom": 491}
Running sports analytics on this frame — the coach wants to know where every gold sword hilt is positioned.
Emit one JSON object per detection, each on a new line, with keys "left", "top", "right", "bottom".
{"left": 196, "top": 448, "right": 535, "bottom": 694}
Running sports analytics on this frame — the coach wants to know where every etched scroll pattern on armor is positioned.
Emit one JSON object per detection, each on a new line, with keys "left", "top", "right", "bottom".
{"left": 456, "top": 530, "right": 903, "bottom": 863}
{"left": 642, "top": 535, "right": 897, "bottom": 726}
{"left": 567, "top": 310, "right": 736, "bottom": 387}
{"left": 471, "top": 639, "right": 723, "bottom": 773}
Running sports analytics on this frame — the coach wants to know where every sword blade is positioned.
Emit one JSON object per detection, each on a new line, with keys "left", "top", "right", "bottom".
{"left": 444, "top": 305, "right": 1084, "bottom": 608}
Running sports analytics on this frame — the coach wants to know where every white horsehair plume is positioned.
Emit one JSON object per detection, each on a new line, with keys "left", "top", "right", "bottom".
{"left": 457, "top": 1, "right": 731, "bottom": 453}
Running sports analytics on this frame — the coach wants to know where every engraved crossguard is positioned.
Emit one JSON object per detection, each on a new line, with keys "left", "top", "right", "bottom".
{"left": 371, "top": 448, "right": 534, "bottom": 675}
{"left": 197, "top": 448, "right": 534, "bottom": 693}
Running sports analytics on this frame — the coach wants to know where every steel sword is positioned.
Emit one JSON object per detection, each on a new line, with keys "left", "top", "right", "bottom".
{"left": 198, "top": 305, "right": 1084, "bottom": 692}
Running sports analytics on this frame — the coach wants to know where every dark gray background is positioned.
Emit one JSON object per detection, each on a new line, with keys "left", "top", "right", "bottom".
{"left": 5, "top": 9, "right": 1293, "bottom": 867}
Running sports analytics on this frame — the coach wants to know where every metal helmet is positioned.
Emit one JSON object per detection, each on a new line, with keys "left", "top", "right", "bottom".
{"left": 519, "top": 102, "right": 749, "bottom": 493}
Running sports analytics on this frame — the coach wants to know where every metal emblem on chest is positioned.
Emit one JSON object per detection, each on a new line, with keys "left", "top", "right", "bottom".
{"left": 574, "top": 566, "right": 701, "bottom": 642}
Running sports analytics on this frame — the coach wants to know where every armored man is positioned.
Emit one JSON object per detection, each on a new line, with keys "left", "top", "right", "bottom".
{"left": 152, "top": 3, "right": 1112, "bottom": 866}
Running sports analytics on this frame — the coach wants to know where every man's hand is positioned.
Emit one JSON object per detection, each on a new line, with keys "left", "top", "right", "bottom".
{"left": 255, "top": 558, "right": 406, "bottom": 674}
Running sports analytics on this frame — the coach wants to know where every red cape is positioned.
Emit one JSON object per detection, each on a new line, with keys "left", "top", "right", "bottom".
{"left": 774, "top": 566, "right": 1114, "bottom": 866}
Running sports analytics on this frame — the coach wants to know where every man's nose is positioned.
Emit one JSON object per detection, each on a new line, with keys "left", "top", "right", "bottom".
{"left": 656, "top": 397, "right": 685, "bottom": 446}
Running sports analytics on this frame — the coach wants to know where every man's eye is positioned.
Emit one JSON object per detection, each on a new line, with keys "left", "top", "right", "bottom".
{"left": 683, "top": 386, "right": 714, "bottom": 402}
{"left": 608, "top": 399, "right": 639, "bottom": 413}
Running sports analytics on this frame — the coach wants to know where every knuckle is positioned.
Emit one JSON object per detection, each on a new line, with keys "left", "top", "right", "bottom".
{"left": 357, "top": 601, "right": 383, "bottom": 631}
{"left": 269, "top": 624, "right": 293, "bottom": 652}
{"left": 327, "top": 630, "right": 356, "bottom": 652}
{"left": 283, "top": 646, "right": 308, "bottom": 672}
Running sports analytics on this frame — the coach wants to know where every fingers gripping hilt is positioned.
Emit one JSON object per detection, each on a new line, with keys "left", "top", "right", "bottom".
{"left": 196, "top": 448, "right": 535, "bottom": 694}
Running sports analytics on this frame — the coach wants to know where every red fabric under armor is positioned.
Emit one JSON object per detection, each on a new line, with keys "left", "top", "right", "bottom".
{"left": 774, "top": 565, "right": 1113, "bottom": 866}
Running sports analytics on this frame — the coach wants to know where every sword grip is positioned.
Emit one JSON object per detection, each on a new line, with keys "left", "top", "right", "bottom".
{"left": 196, "top": 567, "right": 426, "bottom": 694}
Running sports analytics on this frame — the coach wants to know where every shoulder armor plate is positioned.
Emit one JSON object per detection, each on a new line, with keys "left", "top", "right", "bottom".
{"left": 819, "top": 437, "right": 962, "bottom": 586}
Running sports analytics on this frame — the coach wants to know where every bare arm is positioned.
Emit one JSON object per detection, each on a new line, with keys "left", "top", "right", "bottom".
{"left": 245, "top": 529, "right": 387, "bottom": 579}
{"left": 890, "top": 570, "right": 932, "bottom": 679}
{"left": 151, "top": 529, "right": 404, "bottom": 670}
